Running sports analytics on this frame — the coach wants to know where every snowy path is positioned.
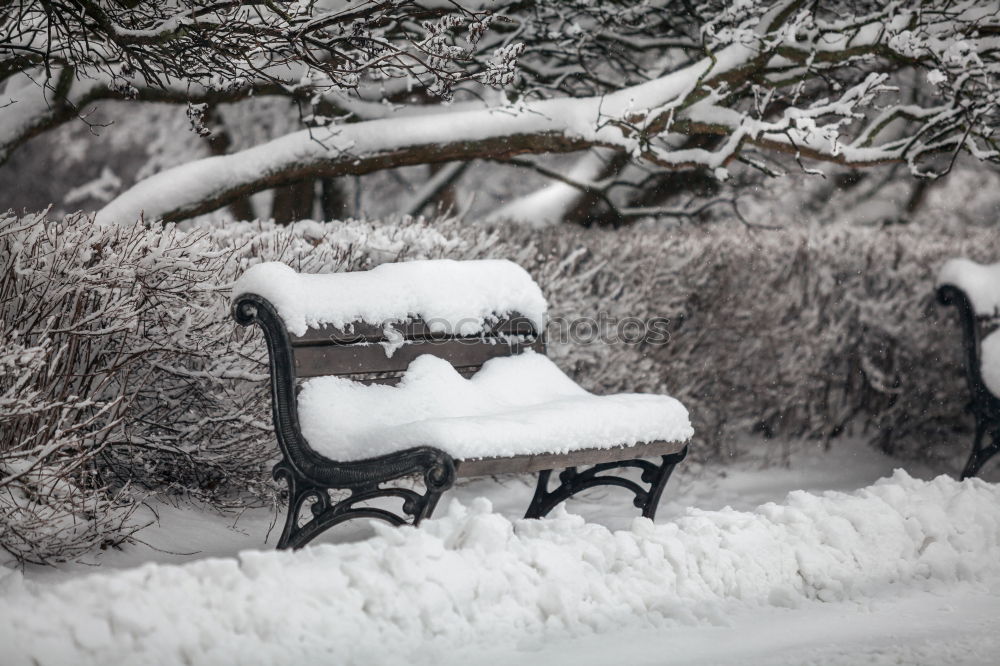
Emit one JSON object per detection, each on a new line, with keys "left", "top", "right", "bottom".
{"left": 482, "top": 587, "right": 1000, "bottom": 666}
{"left": 3, "top": 438, "right": 1000, "bottom": 666}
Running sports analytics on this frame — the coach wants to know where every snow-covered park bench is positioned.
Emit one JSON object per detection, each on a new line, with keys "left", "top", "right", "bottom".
{"left": 937, "top": 259, "right": 1000, "bottom": 478}
{"left": 232, "top": 260, "right": 692, "bottom": 549}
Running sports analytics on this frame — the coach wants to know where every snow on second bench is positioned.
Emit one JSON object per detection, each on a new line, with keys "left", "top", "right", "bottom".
{"left": 298, "top": 351, "right": 692, "bottom": 461}
{"left": 939, "top": 258, "right": 1000, "bottom": 317}
{"left": 939, "top": 258, "right": 1000, "bottom": 395}
{"left": 232, "top": 259, "right": 548, "bottom": 337}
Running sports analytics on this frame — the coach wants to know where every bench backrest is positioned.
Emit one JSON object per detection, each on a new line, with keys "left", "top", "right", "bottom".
{"left": 232, "top": 259, "right": 548, "bottom": 384}
{"left": 288, "top": 314, "right": 544, "bottom": 382}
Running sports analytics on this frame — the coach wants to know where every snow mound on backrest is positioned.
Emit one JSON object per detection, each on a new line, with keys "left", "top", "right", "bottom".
{"left": 232, "top": 259, "right": 547, "bottom": 336}
{"left": 938, "top": 258, "right": 1000, "bottom": 316}
{"left": 3, "top": 471, "right": 1000, "bottom": 665}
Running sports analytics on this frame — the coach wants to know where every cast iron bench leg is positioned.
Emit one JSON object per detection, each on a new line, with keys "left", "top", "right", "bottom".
{"left": 524, "top": 448, "right": 687, "bottom": 520}
{"left": 274, "top": 460, "right": 453, "bottom": 550}
{"left": 962, "top": 421, "right": 1000, "bottom": 480}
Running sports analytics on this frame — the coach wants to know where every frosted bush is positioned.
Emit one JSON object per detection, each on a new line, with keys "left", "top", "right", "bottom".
{"left": 0, "top": 211, "right": 462, "bottom": 562}
{"left": 524, "top": 222, "right": 1000, "bottom": 461}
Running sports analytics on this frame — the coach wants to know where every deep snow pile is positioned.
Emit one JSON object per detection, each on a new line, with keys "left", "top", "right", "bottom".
{"left": 2, "top": 471, "right": 1000, "bottom": 666}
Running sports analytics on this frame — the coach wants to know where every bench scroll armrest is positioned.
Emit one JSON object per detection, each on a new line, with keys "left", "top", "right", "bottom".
{"left": 937, "top": 284, "right": 992, "bottom": 404}
{"left": 233, "top": 293, "right": 456, "bottom": 490}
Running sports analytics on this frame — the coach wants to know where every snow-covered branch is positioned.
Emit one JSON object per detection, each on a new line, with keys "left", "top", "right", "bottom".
{"left": 97, "top": 0, "right": 1000, "bottom": 223}
{"left": 96, "top": 41, "right": 761, "bottom": 223}
{"left": 8, "top": 0, "right": 1000, "bottom": 223}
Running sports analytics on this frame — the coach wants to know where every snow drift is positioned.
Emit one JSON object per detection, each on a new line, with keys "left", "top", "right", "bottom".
{"left": 2, "top": 471, "right": 1000, "bottom": 666}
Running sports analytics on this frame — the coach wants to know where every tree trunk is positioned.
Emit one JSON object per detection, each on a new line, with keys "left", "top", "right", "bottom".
{"left": 271, "top": 179, "right": 316, "bottom": 225}
{"left": 204, "top": 109, "right": 256, "bottom": 221}
{"left": 319, "top": 177, "right": 348, "bottom": 221}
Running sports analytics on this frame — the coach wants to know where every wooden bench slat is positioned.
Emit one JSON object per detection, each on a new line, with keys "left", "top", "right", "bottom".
{"left": 290, "top": 314, "right": 538, "bottom": 346}
{"left": 363, "top": 366, "right": 481, "bottom": 386}
{"left": 454, "top": 440, "right": 687, "bottom": 477}
{"left": 294, "top": 336, "right": 545, "bottom": 378}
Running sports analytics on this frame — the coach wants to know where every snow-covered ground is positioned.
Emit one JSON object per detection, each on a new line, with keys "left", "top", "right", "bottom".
{"left": 4, "top": 438, "right": 1000, "bottom": 666}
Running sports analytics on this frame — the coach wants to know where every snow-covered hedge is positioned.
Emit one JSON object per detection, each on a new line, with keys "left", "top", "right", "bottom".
{"left": 533, "top": 222, "right": 1000, "bottom": 459}
{"left": 2, "top": 209, "right": 997, "bottom": 562}
{"left": 0, "top": 211, "right": 466, "bottom": 562}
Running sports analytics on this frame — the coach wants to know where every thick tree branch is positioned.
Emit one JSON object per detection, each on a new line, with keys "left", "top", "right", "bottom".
{"left": 96, "top": 42, "right": 764, "bottom": 223}
{"left": 7, "top": 0, "right": 997, "bottom": 224}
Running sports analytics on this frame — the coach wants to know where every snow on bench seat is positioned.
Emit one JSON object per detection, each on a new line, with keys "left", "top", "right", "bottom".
{"left": 232, "top": 259, "right": 548, "bottom": 337}
{"left": 298, "top": 351, "right": 693, "bottom": 462}
{"left": 938, "top": 258, "right": 1000, "bottom": 317}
